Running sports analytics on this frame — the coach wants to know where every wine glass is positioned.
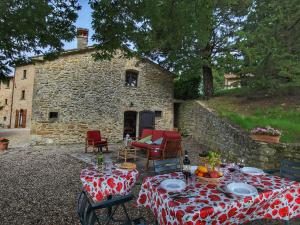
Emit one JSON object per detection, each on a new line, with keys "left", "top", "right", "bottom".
{"left": 237, "top": 158, "right": 245, "bottom": 169}
{"left": 220, "top": 158, "right": 227, "bottom": 168}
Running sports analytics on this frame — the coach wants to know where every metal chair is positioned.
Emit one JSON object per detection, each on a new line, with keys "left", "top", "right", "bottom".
{"left": 153, "top": 158, "right": 182, "bottom": 175}
{"left": 77, "top": 190, "right": 146, "bottom": 225}
{"left": 264, "top": 159, "right": 300, "bottom": 182}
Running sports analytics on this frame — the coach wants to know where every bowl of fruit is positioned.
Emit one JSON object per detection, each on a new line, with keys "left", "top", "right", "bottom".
{"left": 194, "top": 166, "right": 223, "bottom": 183}
{"left": 194, "top": 151, "right": 223, "bottom": 183}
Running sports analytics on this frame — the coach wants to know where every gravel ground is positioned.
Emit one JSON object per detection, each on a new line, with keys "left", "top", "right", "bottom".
{"left": 0, "top": 142, "right": 298, "bottom": 225}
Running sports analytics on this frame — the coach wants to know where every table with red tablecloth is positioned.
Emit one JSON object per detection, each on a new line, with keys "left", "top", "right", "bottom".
{"left": 80, "top": 166, "right": 139, "bottom": 202}
{"left": 137, "top": 170, "right": 300, "bottom": 225}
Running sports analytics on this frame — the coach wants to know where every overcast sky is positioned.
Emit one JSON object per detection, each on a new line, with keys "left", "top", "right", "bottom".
{"left": 63, "top": 0, "right": 96, "bottom": 50}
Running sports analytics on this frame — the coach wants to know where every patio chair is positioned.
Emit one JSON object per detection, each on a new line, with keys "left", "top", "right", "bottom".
{"left": 146, "top": 133, "right": 182, "bottom": 170}
{"left": 153, "top": 158, "right": 182, "bottom": 175}
{"left": 85, "top": 130, "right": 108, "bottom": 153}
{"left": 77, "top": 190, "right": 146, "bottom": 225}
{"left": 264, "top": 159, "right": 300, "bottom": 182}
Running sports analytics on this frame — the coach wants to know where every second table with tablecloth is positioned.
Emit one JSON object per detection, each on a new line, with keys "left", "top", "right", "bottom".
{"left": 80, "top": 166, "right": 139, "bottom": 202}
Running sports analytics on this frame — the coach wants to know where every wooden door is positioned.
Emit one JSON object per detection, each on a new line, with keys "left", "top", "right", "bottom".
{"left": 15, "top": 110, "right": 19, "bottom": 128}
{"left": 139, "top": 111, "right": 155, "bottom": 136}
{"left": 22, "top": 109, "right": 27, "bottom": 128}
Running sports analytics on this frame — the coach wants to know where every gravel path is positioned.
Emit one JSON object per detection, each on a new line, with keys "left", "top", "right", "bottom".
{"left": 0, "top": 143, "right": 298, "bottom": 225}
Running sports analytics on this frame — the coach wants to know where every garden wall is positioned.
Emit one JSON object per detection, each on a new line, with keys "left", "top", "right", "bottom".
{"left": 178, "top": 100, "right": 300, "bottom": 169}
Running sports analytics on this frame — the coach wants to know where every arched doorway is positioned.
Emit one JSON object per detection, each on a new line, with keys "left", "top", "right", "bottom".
{"left": 123, "top": 111, "right": 137, "bottom": 138}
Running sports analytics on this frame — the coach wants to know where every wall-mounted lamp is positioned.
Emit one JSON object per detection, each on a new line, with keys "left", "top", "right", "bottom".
{"left": 130, "top": 102, "right": 134, "bottom": 107}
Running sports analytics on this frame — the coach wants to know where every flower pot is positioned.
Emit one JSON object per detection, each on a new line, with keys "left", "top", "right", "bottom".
{"left": 0, "top": 141, "right": 9, "bottom": 150}
{"left": 251, "top": 134, "right": 280, "bottom": 143}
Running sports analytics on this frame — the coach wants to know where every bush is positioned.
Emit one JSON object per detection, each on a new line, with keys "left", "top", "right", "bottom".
{"left": 174, "top": 76, "right": 201, "bottom": 100}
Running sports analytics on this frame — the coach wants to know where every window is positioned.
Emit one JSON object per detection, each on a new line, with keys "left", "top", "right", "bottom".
{"left": 21, "top": 90, "right": 25, "bottom": 100}
{"left": 5, "top": 99, "right": 7, "bottom": 105}
{"left": 23, "top": 70, "right": 27, "bottom": 79}
{"left": 155, "top": 111, "right": 162, "bottom": 117}
{"left": 125, "top": 71, "right": 138, "bottom": 87}
{"left": 3, "top": 117, "right": 6, "bottom": 121}
{"left": 49, "top": 112, "right": 59, "bottom": 122}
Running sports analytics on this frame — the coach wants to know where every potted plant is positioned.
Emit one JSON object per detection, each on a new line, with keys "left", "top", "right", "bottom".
{"left": 0, "top": 138, "right": 9, "bottom": 150}
{"left": 250, "top": 126, "right": 281, "bottom": 143}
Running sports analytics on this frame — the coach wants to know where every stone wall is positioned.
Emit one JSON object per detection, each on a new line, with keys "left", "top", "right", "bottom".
{"left": 178, "top": 100, "right": 300, "bottom": 169}
{"left": 31, "top": 50, "right": 174, "bottom": 144}
{"left": 0, "top": 78, "right": 14, "bottom": 128}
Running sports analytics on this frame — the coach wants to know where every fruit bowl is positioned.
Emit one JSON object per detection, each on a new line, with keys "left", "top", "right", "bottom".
{"left": 194, "top": 166, "right": 223, "bottom": 184}
{"left": 197, "top": 176, "right": 221, "bottom": 184}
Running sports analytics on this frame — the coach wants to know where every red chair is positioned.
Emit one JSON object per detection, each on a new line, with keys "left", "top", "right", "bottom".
{"left": 85, "top": 130, "right": 108, "bottom": 153}
{"left": 146, "top": 131, "right": 182, "bottom": 169}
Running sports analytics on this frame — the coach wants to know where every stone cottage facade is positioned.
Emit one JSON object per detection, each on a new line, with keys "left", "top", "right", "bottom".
{"left": 6, "top": 28, "right": 175, "bottom": 144}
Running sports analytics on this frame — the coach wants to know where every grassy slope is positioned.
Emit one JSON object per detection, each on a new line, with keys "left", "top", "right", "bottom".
{"left": 205, "top": 85, "right": 300, "bottom": 143}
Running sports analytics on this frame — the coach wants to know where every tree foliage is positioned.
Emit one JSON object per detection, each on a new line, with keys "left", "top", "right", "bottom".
{"left": 238, "top": 0, "right": 300, "bottom": 89}
{"left": 0, "top": 0, "right": 80, "bottom": 78}
{"left": 90, "top": 0, "right": 251, "bottom": 98}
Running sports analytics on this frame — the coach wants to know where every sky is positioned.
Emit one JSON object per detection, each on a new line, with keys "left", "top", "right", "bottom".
{"left": 63, "top": 0, "right": 96, "bottom": 50}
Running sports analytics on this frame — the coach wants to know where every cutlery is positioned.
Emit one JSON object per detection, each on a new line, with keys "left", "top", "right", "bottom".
{"left": 216, "top": 186, "right": 233, "bottom": 198}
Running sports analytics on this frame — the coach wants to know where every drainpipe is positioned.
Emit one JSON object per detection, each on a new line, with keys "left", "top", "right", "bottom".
{"left": 9, "top": 71, "right": 16, "bottom": 128}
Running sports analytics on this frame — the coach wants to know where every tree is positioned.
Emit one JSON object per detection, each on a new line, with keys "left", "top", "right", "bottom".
{"left": 90, "top": 0, "right": 250, "bottom": 97}
{"left": 239, "top": 0, "right": 300, "bottom": 88}
{"left": 0, "top": 0, "right": 80, "bottom": 79}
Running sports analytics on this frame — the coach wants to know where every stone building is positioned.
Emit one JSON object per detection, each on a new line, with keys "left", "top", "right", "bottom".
{"left": 224, "top": 73, "right": 241, "bottom": 89}
{"left": 11, "top": 64, "right": 35, "bottom": 128}
{"left": 0, "top": 78, "right": 14, "bottom": 128}
{"left": 7, "top": 28, "right": 175, "bottom": 144}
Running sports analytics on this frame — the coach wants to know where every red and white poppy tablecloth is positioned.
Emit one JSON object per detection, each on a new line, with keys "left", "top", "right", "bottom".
{"left": 137, "top": 171, "right": 300, "bottom": 225}
{"left": 80, "top": 166, "right": 139, "bottom": 202}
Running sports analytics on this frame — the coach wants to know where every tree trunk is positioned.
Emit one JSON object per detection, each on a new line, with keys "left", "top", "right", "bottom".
{"left": 202, "top": 65, "right": 213, "bottom": 97}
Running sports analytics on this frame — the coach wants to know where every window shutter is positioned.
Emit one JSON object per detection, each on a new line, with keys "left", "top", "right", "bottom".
{"left": 15, "top": 110, "right": 19, "bottom": 128}
{"left": 22, "top": 109, "right": 27, "bottom": 128}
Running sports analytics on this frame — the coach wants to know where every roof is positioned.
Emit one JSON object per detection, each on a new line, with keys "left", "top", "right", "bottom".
{"left": 224, "top": 73, "right": 240, "bottom": 79}
{"left": 27, "top": 46, "right": 177, "bottom": 77}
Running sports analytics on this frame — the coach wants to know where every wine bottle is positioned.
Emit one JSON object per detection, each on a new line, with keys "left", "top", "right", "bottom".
{"left": 183, "top": 150, "right": 191, "bottom": 180}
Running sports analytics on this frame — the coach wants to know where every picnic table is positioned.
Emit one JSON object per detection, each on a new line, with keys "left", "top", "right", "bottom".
{"left": 137, "top": 168, "right": 300, "bottom": 224}
{"left": 80, "top": 166, "right": 139, "bottom": 202}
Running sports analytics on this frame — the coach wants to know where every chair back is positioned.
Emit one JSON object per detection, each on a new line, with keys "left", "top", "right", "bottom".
{"left": 160, "top": 131, "right": 182, "bottom": 159}
{"left": 140, "top": 129, "right": 153, "bottom": 139}
{"left": 77, "top": 191, "right": 98, "bottom": 225}
{"left": 153, "top": 158, "right": 181, "bottom": 175}
{"left": 87, "top": 130, "right": 101, "bottom": 142}
{"left": 280, "top": 159, "right": 300, "bottom": 182}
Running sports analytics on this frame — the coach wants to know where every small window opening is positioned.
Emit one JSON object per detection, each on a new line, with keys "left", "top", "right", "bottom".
{"left": 49, "top": 112, "right": 59, "bottom": 122}
{"left": 21, "top": 90, "right": 25, "bottom": 100}
{"left": 23, "top": 70, "right": 27, "bottom": 79}
{"left": 3, "top": 117, "right": 7, "bottom": 121}
{"left": 125, "top": 71, "right": 138, "bottom": 87}
{"left": 155, "top": 111, "right": 162, "bottom": 117}
{"left": 5, "top": 99, "right": 8, "bottom": 105}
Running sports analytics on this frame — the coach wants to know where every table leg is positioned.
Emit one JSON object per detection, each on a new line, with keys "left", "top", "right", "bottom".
{"left": 107, "top": 195, "right": 112, "bottom": 218}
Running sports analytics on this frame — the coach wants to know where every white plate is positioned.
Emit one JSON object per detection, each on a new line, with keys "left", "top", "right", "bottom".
{"left": 227, "top": 182, "right": 258, "bottom": 197}
{"left": 241, "top": 167, "right": 265, "bottom": 176}
{"left": 160, "top": 179, "right": 186, "bottom": 192}
{"left": 190, "top": 166, "right": 198, "bottom": 174}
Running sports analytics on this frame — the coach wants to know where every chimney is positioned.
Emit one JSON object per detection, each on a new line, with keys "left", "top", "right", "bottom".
{"left": 76, "top": 28, "right": 88, "bottom": 49}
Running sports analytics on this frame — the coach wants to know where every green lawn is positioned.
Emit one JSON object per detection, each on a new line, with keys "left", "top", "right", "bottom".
{"left": 217, "top": 107, "right": 300, "bottom": 143}
{"left": 205, "top": 84, "right": 300, "bottom": 143}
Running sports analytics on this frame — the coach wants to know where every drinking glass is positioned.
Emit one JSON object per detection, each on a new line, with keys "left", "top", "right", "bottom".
{"left": 237, "top": 158, "right": 245, "bottom": 169}
{"left": 91, "top": 157, "right": 98, "bottom": 170}
{"left": 220, "top": 158, "right": 227, "bottom": 168}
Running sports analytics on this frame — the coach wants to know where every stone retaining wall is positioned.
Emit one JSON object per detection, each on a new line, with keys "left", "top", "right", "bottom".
{"left": 178, "top": 100, "right": 300, "bottom": 169}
